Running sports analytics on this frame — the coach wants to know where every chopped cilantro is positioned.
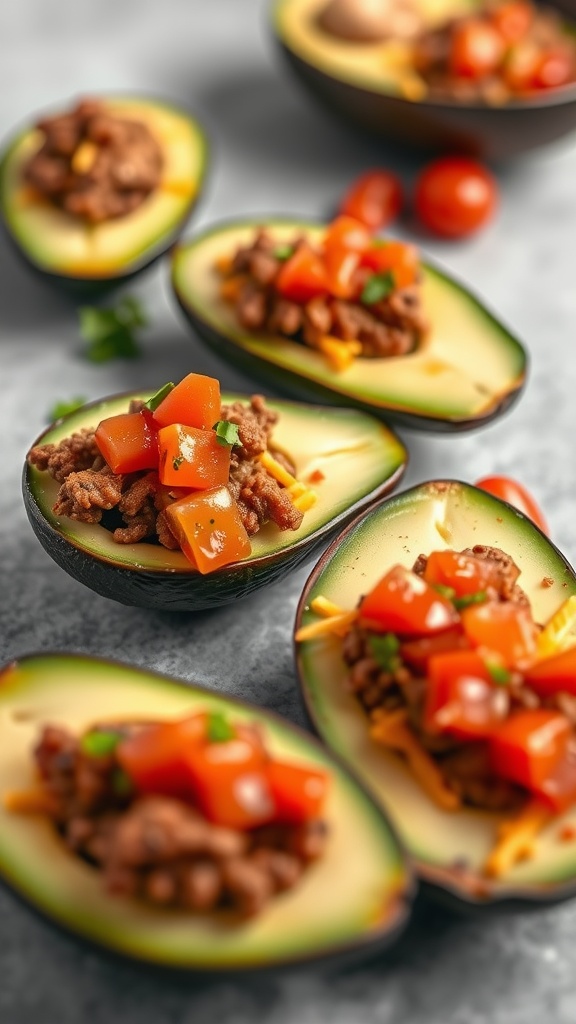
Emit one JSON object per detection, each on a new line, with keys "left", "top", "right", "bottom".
{"left": 81, "top": 729, "right": 121, "bottom": 758}
{"left": 433, "top": 583, "right": 457, "bottom": 602}
{"left": 361, "top": 271, "right": 395, "bottom": 306}
{"left": 145, "top": 381, "right": 175, "bottom": 412}
{"left": 369, "top": 633, "right": 401, "bottom": 673}
{"left": 274, "top": 244, "right": 294, "bottom": 261}
{"left": 111, "top": 768, "right": 134, "bottom": 797}
{"left": 47, "top": 396, "right": 87, "bottom": 422}
{"left": 172, "top": 455, "right": 185, "bottom": 471}
{"left": 79, "top": 296, "right": 148, "bottom": 363}
{"left": 207, "top": 712, "right": 235, "bottom": 743}
{"left": 454, "top": 591, "right": 488, "bottom": 610}
{"left": 485, "top": 662, "right": 511, "bottom": 686}
{"left": 212, "top": 420, "right": 243, "bottom": 448}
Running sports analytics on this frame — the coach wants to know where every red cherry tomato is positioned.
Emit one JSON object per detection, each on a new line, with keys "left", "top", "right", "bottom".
{"left": 415, "top": 157, "right": 498, "bottom": 239}
{"left": 475, "top": 475, "right": 549, "bottom": 534}
{"left": 339, "top": 170, "right": 404, "bottom": 231}
{"left": 504, "top": 41, "right": 542, "bottom": 91}
{"left": 449, "top": 19, "right": 506, "bottom": 80}
{"left": 490, "top": 1, "right": 534, "bottom": 43}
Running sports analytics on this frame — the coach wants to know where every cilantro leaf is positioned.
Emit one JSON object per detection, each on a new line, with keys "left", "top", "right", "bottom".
{"left": 79, "top": 296, "right": 148, "bottom": 363}
{"left": 111, "top": 768, "right": 134, "bottom": 797}
{"left": 433, "top": 583, "right": 457, "bottom": 602}
{"left": 207, "top": 712, "right": 235, "bottom": 743}
{"left": 274, "top": 244, "right": 294, "bottom": 261}
{"left": 485, "top": 661, "right": 511, "bottom": 686}
{"left": 81, "top": 729, "right": 121, "bottom": 758}
{"left": 454, "top": 591, "right": 488, "bottom": 610}
{"left": 212, "top": 420, "right": 243, "bottom": 448}
{"left": 145, "top": 381, "right": 175, "bottom": 412}
{"left": 48, "top": 396, "right": 87, "bottom": 422}
{"left": 361, "top": 271, "right": 395, "bottom": 306}
{"left": 369, "top": 633, "right": 401, "bottom": 673}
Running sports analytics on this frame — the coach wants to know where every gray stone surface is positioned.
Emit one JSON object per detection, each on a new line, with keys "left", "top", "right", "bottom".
{"left": 1, "top": 0, "right": 576, "bottom": 1020}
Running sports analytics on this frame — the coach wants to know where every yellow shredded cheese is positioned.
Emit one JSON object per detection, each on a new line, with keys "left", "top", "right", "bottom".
{"left": 316, "top": 336, "right": 362, "bottom": 373}
{"left": 536, "top": 596, "right": 576, "bottom": 659}
{"left": 310, "top": 596, "right": 346, "bottom": 618}
{"left": 3, "top": 788, "right": 57, "bottom": 815}
{"left": 484, "top": 800, "right": 552, "bottom": 878}
{"left": 258, "top": 451, "right": 317, "bottom": 512}
{"left": 292, "top": 490, "right": 318, "bottom": 513}
{"left": 370, "top": 708, "right": 460, "bottom": 812}
{"left": 295, "top": 610, "right": 359, "bottom": 642}
{"left": 71, "top": 141, "right": 99, "bottom": 174}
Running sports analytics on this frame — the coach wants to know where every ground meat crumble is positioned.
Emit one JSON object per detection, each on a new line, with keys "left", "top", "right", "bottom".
{"left": 24, "top": 98, "right": 163, "bottom": 223}
{"left": 223, "top": 229, "right": 428, "bottom": 359}
{"left": 34, "top": 724, "right": 328, "bottom": 917}
{"left": 27, "top": 395, "right": 304, "bottom": 549}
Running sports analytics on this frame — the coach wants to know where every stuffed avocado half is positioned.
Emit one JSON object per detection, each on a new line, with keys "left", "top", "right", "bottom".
{"left": 24, "top": 390, "right": 407, "bottom": 611}
{"left": 0, "top": 653, "right": 413, "bottom": 970}
{"left": 0, "top": 95, "right": 208, "bottom": 291}
{"left": 296, "top": 480, "right": 576, "bottom": 908}
{"left": 171, "top": 219, "right": 527, "bottom": 432}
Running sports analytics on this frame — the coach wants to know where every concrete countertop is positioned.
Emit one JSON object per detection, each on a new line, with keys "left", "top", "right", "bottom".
{"left": 1, "top": 1, "right": 576, "bottom": 1020}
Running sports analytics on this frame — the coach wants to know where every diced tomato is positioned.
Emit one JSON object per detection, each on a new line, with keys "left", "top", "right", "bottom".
{"left": 183, "top": 726, "right": 275, "bottom": 830}
{"left": 266, "top": 760, "right": 330, "bottom": 824}
{"left": 450, "top": 19, "right": 506, "bottom": 79}
{"left": 504, "top": 40, "right": 542, "bottom": 91}
{"left": 152, "top": 373, "right": 221, "bottom": 431}
{"left": 359, "top": 565, "right": 459, "bottom": 636}
{"left": 360, "top": 241, "right": 419, "bottom": 290}
{"left": 117, "top": 714, "right": 208, "bottom": 798}
{"left": 490, "top": 1, "right": 533, "bottom": 43}
{"left": 339, "top": 170, "right": 404, "bottom": 231}
{"left": 400, "top": 627, "right": 470, "bottom": 672}
{"left": 324, "top": 245, "right": 360, "bottom": 299}
{"left": 475, "top": 475, "right": 548, "bottom": 534}
{"left": 524, "top": 647, "right": 576, "bottom": 698}
{"left": 461, "top": 600, "right": 537, "bottom": 667}
{"left": 323, "top": 215, "right": 372, "bottom": 254}
{"left": 425, "top": 650, "right": 509, "bottom": 740}
{"left": 490, "top": 709, "right": 576, "bottom": 811}
{"left": 94, "top": 411, "right": 158, "bottom": 474}
{"left": 423, "top": 550, "right": 500, "bottom": 598}
{"left": 164, "top": 485, "right": 251, "bottom": 573}
{"left": 158, "top": 424, "right": 230, "bottom": 490}
{"left": 531, "top": 47, "right": 574, "bottom": 90}
{"left": 276, "top": 244, "right": 329, "bottom": 303}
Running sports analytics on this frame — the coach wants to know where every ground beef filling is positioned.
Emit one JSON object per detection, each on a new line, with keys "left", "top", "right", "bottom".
{"left": 343, "top": 546, "right": 547, "bottom": 813}
{"left": 24, "top": 99, "right": 163, "bottom": 222}
{"left": 34, "top": 725, "right": 327, "bottom": 917}
{"left": 27, "top": 395, "right": 304, "bottom": 547}
{"left": 225, "top": 230, "right": 428, "bottom": 359}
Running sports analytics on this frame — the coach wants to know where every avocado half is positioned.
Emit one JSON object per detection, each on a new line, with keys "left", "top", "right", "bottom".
{"left": 296, "top": 480, "right": 576, "bottom": 908}
{"left": 0, "top": 95, "right": 208, "bottom": 293}
{"left": 0, "top": 653, "right": 414, "bottom": 970}
{"left": 273, "top": 0, "right": 576, "bottom": 160}
{"left": 171, "top": 219, "right": 527, "bottom": 432}
{"left": 23, "top": 390, "right": 407, "bottom": 611}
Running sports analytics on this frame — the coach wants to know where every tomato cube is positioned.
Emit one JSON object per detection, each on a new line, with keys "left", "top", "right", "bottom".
{"left": 461, "top": 601, "right": 537, "bottom": 667}
{"left": 95, "top": 411, "right": 158, "bottom": 474}
{"left": 490, "top": 710, "right": 576, "bottom": 810}
{"left": 152, "top": 373, "right": 221, "bottom": 431}
{"left": 158, "top": 424, "right": 230, "bottom": 489}
{"left": 359, "top": 565, "right": 459, "bottom": 635}
{"left": 164, "top": 486, "right": 251, "bottom": 573}
{"left": 425, "top": 650, "right": 509, "bottom": 740}
{"left": 266, "top": 760, "right": 330, "bottom": 824}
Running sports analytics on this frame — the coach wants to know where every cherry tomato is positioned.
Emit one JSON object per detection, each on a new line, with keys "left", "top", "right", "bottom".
{"left": 425, "top": 650, "right": 509, "bottom": 740}
{"left": 339, "top": 170, "right": 404, "bottom": 231}
{"left": 359, "top": 564, "right": 459, "bottom": 636}
{"left": 475, "top": 475, "right": 549, "bottom": 534}
{"left": 414, "top": 157, "right": 498, "bottom": 239}
{"left": 449, "top": 19, "right": 506, "bottom": 79}
{"left": 490, "top": 1, "right": 533, "bottom": 44}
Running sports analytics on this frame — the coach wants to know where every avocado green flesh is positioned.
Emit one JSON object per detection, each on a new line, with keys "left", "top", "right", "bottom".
{"left": 26, "top": 392, "right": 407, "bottom": 572}
{"left": 0, "top": 654, "right": 411, "bottom": 968}
{"left": 275, "top": 0, "right": 479, "bottom": 99}
{"left": 172, "top": 221, "right": 526, "bottom": 423}
{"left": 297, "top": 481, "right": 576, "bottom": 900}
{"left": 0, "top": 97, "right": 207, "bottom": 278}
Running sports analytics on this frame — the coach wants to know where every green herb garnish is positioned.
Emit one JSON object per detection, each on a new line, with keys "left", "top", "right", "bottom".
{"left": 79, "top": 296, "right": 148, "bottom": 363}
{"left": 81, "top": 729, "right": 121, "bottom": 758}
{"left": 145, "top": 381, "right": 175, "bottom": 412}
{"left": 433, "top": 583, "right": 457, "bottom": 602}
{"left": 369, "top": 633, "right": 401, "bottom": 673}
{"left": 207, "top": 712, "right": 235, "bottom": 743}
{"left": 47, "top": 396, "right": 87, "bottom": 422}
{"left": 454, "top": 591, "right": 488, "bottom": 610}
{"left": 274, "top": 244, "right": 294, "bottom": 261}
{"left": 172, "top": 455, "right": 185, "bottom": 471}
{"left": 485, "top": 662, "right": 511, "bottom": 686}
{"left": 111, "top": 768, "right": 134, "bottom": 798}
{"left": 212, "top": 420, "right": 243, "bottom": 448}
{"left": 361, "top": 271, "right": 395, "bottom": 306}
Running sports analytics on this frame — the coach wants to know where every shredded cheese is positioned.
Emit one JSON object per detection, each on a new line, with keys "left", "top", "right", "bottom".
{"left": 258, "top": 451, "right": 318, "bottom": 513}
{"left": 310, "top": 596, "right": 346, "bottom": 618}
{"left": 316, "top": 336, "right": 362, "bottom": 373}
{"left": 370, "top": 708, "right": 461, "bottom": 812}
{"left": 483, "top": 800, "right": 552, "bottom": 878}
{"left": 219, "top": 274, "right": 248, "bottom": 303}
{"left": 536, "top": 596, "right": 576, "bottom": 659}
{"left": 3, "top": 788, "right": 57, "bottom": 815}
{"left": 71, "top": 141, "right": 99, "bottom": 174}
{"left": 295, "top": 610, "right": 358, "bottom": 642}
{"left": 215, "top": 253, "right": 234, "bottom": 274}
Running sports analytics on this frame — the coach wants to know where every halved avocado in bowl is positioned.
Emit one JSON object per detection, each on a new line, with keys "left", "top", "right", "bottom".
{"left": 23, "top": 390, "right": 407, "bottom": 611}
{"left": 295, "top": 480, "right": 576, "bottom": 908}
{"left": 273, "top": 0, "right": 576, "bottom": 160}
{"left": 0, "top": 652, "right": 414, "bottom": 970}
{"left": 0, "top": 95, "right": 208, "bottom": 294}
{"left": 172, "top": 218, "right": 527, "bottom": 432}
